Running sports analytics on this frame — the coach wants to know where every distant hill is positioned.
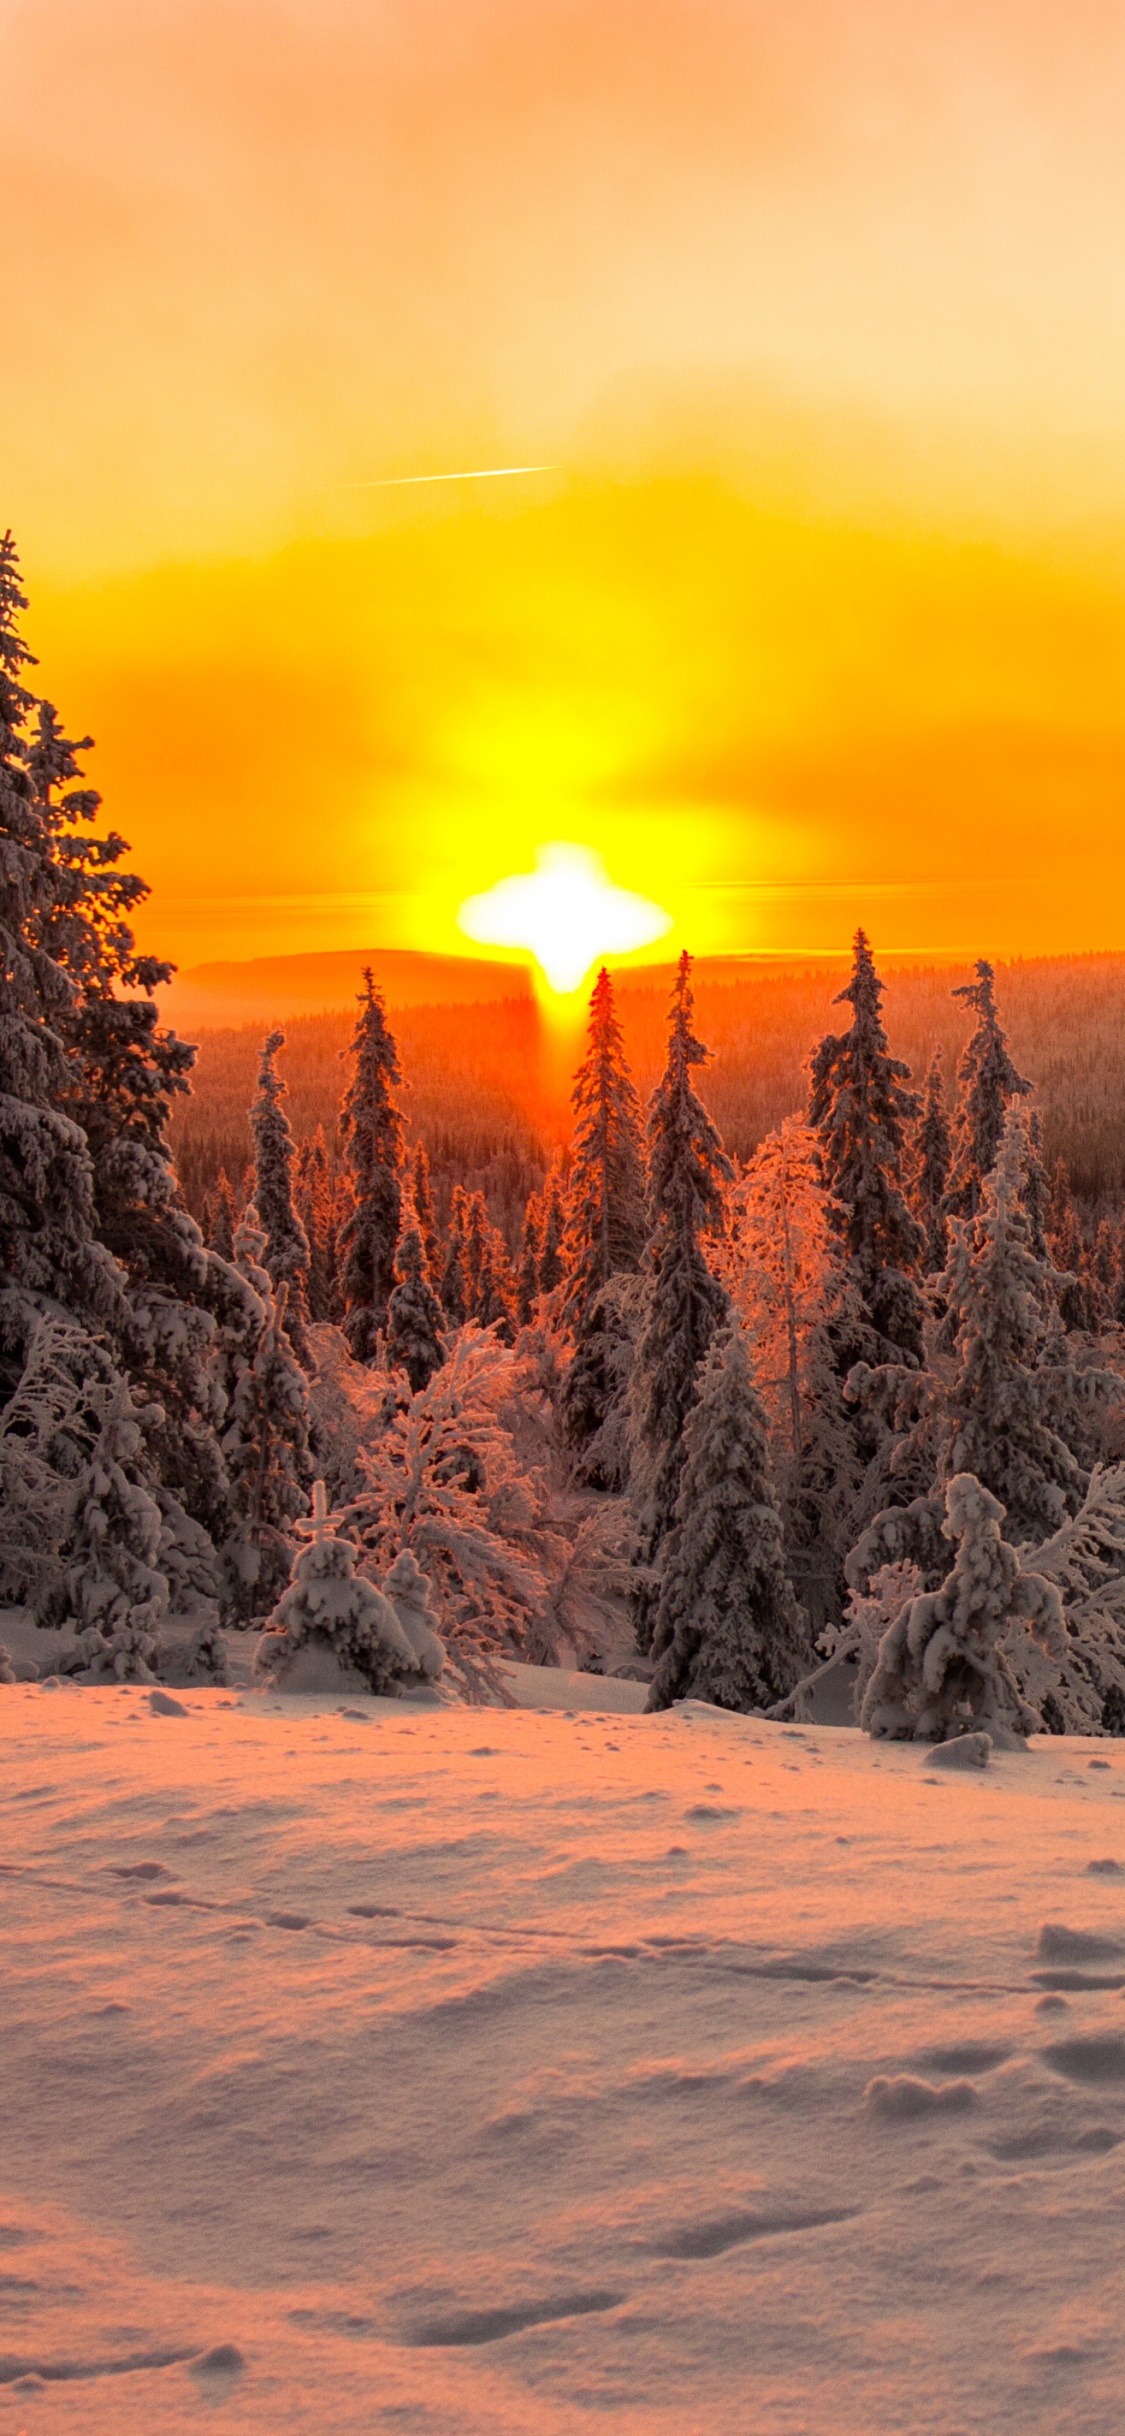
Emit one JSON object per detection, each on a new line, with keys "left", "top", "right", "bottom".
{"left": 158, "top": 947, "right": 536, "bottom": 1029}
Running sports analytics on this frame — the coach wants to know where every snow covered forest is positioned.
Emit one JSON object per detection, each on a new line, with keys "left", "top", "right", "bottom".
{"left": 6, "top": 528, "right": 1125, "bottom": 1742}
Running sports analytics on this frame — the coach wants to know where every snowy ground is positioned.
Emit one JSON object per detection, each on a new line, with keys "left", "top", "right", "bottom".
{"left": 2, "top": 1676, "right": 1125, "bottom": 2433}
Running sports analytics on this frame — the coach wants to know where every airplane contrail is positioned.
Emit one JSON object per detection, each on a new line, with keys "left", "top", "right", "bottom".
{"left": 348, "top": 464, "right": 559, "bottom": 488}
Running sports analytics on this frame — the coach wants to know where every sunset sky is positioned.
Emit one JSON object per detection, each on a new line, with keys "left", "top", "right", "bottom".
{"left": 6, "top": 0, "right": 1125, "bottom": 973}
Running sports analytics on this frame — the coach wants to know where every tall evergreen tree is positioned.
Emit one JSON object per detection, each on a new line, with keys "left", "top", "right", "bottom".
{"left": 537, "top": 1161, "right": 566, "bottom": 1295}
{"left": 560, "top": 966, "right": 647, "bottom": 1332}
{"left": 0, "top": 533, "right": 124, "bottom": 1389}
{"left": 411, "top": 1142, "right": 442, "bottom": 1281}
{"left": 250, "top": 1030, "right": 311, "bottom": 1364}
{"left": 440, "top": 1185, "right": 468, "bottom": 1323}
{"left": 515, "top": 1194, "right": 542, "bottom": 1326}
{"left": 943, "top": 959, "right": 1031, "bottom": 1222}
{"left": 647, "top": 1323, "right": 811, "bottom": 1713}
{"left": 630, "top": 952, "right": 732, "bottom": 1648}
{"left": 339, "top": 972, "right": 405, "bottom": 1360}
{"left": 807, "top": 927, "right": 924, "bottom": 1362}
{"left": 386, "top": 1222, "right": 446, "bottom": 1393}
{"left": 204, "top": 1169, "right": 237, "bottom": 1262}
{"left": 912, "top": 1046, "right": 951, "bottom": 1275}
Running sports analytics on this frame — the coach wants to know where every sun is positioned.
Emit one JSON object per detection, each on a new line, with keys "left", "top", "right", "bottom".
{"left": 457, "top": 843, "right": 672, "bottom": 996}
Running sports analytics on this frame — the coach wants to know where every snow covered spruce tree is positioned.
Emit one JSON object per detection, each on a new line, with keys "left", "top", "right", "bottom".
{"left": 440, "top": 1185, "right": 468, "bottom": 1323}
{"left": 386, "top": 1219, "right": 445, "bottom": 1392}
{"left": 560, "top": 966, "right": 647, "bottom": 1462}
{"left": 516, "top": 1195, "right": 542, "bottom": 1325}
{"left": 0, "top": 533, "right": 125, "bottom": 1394}
{"left": 339, "top": 972, "right": 405, "bottom": 1360}
{"left": 410, "top": 1142, "right": 442, "bottom": 1283}
{"left": 725, "top": 1117, "right": 861, "bottom": 1633}
{"left": 808, "top": 927, "right": 924, "bottom": 1362}
{"left": 861, "top": 1473, "right": 1065, "bottom": 1746}
{"left": 912, "top": 1046, "right": 952, "bottom": 1276}
{"left": 630, "top": 952, "right": 732, "bottom": 1648}
{"left": 250, "top": 1030, "right": 311, "bottom": 1364}
{"left": 943, "top": 960, "right": 1030, "bottom": 1224}
{"left": 647, "top": 1322, "right": 812, "bottom": 1713}
{"left": 219, "top": 1213, "right": 313, "bottom": 1616}
{"left": 50, "top": 1382, "right": 170, "bottom": 1680}
{"left": 255, "top": 1480, "right": 442, "bottom": 1695}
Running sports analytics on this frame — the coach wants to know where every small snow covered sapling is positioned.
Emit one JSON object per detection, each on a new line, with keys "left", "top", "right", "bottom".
{"left": 55, "top": 1387, "right": 170, "bottom": 1681}
{"left": 861, "top": 1472, "right": 1065, "bottom": 1746}
{"left": 382, "top": 1548, "right": 445, "bottom": 1680}
{"left": 254, "top": 1482, "right": 437, "bottom": 1695}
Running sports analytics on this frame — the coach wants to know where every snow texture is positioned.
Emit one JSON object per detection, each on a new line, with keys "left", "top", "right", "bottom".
{"left": 2, "top": 1672, "right": 1125, "bottom": 2431}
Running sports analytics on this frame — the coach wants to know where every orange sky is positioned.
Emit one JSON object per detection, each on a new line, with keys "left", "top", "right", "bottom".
{"left": 6, "top": 0, "right": 1125, "bottom": 969}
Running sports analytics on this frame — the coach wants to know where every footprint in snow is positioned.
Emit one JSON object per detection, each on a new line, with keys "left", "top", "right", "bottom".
{"left": 1041, "top": 2034, "right": 1125, "bottom": 2085}
{"left": 865, "top": 2075, "right": 977, "bottom": 2123}
{"left": 264, "top": 1911, "right": 312, "bottom": 1931}
{"left": 1036, "top": 1923, "right": 1123, "bottom": 1963}
{"left": 405, "top": 2291, "right": 624, "bottom": 2348}
{"left": 654, "top": 2204, "right": 860, "bottom": 2260}
{"left": 110, "top": 1861, "right": 175, "bottom": 1881}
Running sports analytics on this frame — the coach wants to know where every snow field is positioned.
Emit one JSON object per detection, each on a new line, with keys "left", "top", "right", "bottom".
{"left": 2, "top": 1685, "right": 1125, "bottom": 2432}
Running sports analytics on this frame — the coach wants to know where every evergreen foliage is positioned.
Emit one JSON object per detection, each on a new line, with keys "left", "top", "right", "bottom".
{"left": 807, "top": 927, "right": 924, "bottom": 1361}
{"left": 339, "top": 972, "right": 405, "bottom": 1360}
{"left": 411, "top": 1142, "right": 442, "bottom": 1281}
{"left": 913, "top": 1046, "right": 951, "bottom": 1274}
{"left": 560, "top": 966, "right": 647, "bottom": 1330}
{"left": 53, "top": 1384, "right": 170, "bottom": 1681}
{"left": 943, "top": 959, "right": 1031, "bottom": 1222}
{"left": 219, "top": 1219, "right": 312, "bottom": 1616}
{"left": 250, "top": 1029, "right": 312, "bottom": 1363}
{"left": 516, "top": 1195, "right": 541, "bottom": 1325}
{"left": 630, "top": 953, "right": 732, "bottom": 1646}
{"left": 537, "top": 1162, "right": 566, "bottom": 1295}
{"left": 861, "top": 1473, "right": 1065, "bottom": 1745}
{"left": 254, "top": 1479, "right": 426, "bottom": 1695}
{"left": 386, "top": 1222, "right": 446, "bottom": 1392}
{"left": 440, "top": 1185, "right": 469, "bottom": 1322}
{"left": 648, "top": 1323, "right": 811, "bottom": 1712}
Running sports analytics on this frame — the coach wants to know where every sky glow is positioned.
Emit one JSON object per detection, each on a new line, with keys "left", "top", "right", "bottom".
{"left": 6, "top": 1, "right": 1125, "bottom": 966}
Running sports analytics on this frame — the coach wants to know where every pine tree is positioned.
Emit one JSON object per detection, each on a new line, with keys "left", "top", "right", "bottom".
{"left": 339, "top": 972, "right": 405, "bottom": 1361}
{"left": 462, "top": 1191, "right": 489, "bottom": 1316}
{"left": 537, "top": 1162, "right": 566, "bottom": 1295}
{"left": 516, "top": 1194, "right": 542, "bottom": 1326}
{"left": 205, "top": 1169, "right": 237, "bottom": 1261}
{"left": 861, "top": 1472, "right": 1065, "bottom": 1746}
{"left": 220, "top": 1218, "right": 312, "bottom": 1617}
{"left": 560, "top": 966, "right": 647, "bottom": 1331}
{"left": 1023, "top": 1110, "right": 1051, "bottom": 1261}
{"left": 944, "top": 959, "right": 1031, "bottom": 1223}
{"left": 1047, "top": 1157, "right": 1093, "bottom": 1329}
{"left": 631, "top": 952, "right": 732, "bottom": 1646}
{"left": 255, "top": 1479, "right": 426, "bottom": 1695}
{"left": 386, "top": 1222, "right": 446, "bottom": 1392}
{"left": 475, "top": 1224, "right": 517, "bottom": 1341}
{"left": 250, "top": 1030, "right": 311, "bottom": 1364}
{"left": 0, "top": 533, "right": 123, "bottom": 1392}
{"left": 55, "top": 1383, "right": 170, "bottom": 1681}
{"left": 725, "top": 1117, "right": 861, "bottom": 1633}
{"left": 913, "top": 1046, "right": 951, "bottom": 1275}
{"left": 440, "top": 1186, "right": 468, "bottom": 1323}
{"left": 411, "top": 1143, "right": 442, "bottom": 1281}
{"left": 647, "top": 1324, "right": 811, "bottom": 1713}
{"left": 807, "top": 927, "right": 924, "bottom": 1362}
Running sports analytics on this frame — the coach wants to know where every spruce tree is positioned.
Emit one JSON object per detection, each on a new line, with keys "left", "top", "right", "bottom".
{"left": 913, "top": 1046, "right": 951, "bottom": 1275}
{"left": 560, "top": 966, "right": 647, "bottom": 1332}
{"left": 631, "top": 952, "right": 732, "bottom": 1646}
{"left": 807, "top": 927, "right": 924, "bottom": 1362}
{"left": 0, "top": 533, "right": 123, "bottom": 1389}
{"left": 861, "top": 1472, "right": 1065, "bottom": 1746}
{"left": 516, "top": 1194, "right": 542, "bottom": 1326}
{"left": 250, "top": 1029, "right": 311, "bottom": 1364}
{"left": 411, "top": 1142, "right": 442, "bottom": 1281}
{"left": 339, "top": 972, "right": 405, "bottom": 1361}
{"left": 386, "top": 1222, "right": 446, "bottom": 1392}
{"left": 220, "top": 1224, "right": 313, "bottom": 1618}
{"left": 647, "top": 1324, "right": 811, "bottom": 1713}
{"left": 943, "top": 959, "right": 1031, "bottom": 1222}
{"left": 537, "top": 1162, "right": 566, "bottom": 1294}
{"left": 205, "top": 1169, "right": 237, "bottom": 1261}
{"left": 440, "top": 1185, "right": 468, "bottom": 1323}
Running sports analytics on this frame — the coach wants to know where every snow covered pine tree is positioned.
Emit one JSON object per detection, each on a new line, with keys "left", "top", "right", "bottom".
{"left": 631, "top": 952, "right": 732, "bottom": 1649}
{"left": 647, "top": 1322, "right": 812, "bottom": 1713}
{"left": 339, "top": 972, "right": 405, "bottom": 1361}
{"left": 250, "top": 1030, "right": 312, "bottom": 1365}
{"left": 808, "top": 927, "right": 924, "bottom": 1363}
{"left": 560, "top": 965, "right": 648, "bottom": 1469}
